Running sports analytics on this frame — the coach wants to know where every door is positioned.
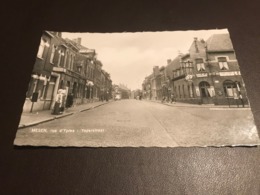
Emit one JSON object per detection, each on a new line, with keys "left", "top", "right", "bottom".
{"left": 199, "top": 81, "right": 213, "bottom": 104}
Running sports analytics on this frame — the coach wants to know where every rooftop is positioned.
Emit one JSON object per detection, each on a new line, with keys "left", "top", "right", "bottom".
{"left": 206, "top": 33, "right": 234, "bottom": 52}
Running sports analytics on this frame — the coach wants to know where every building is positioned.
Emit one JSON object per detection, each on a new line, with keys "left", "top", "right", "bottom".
{"left": 23, "top": 31, "right": 113, "bottom": 113}
{"left": 23, "top": 31, "right": 61, "bottom": 112}
{"left": 142, "top": 33, "right": 248, "bottom": 106}
{"left": 169, "top": 34, "right": 247, "bottom": 105}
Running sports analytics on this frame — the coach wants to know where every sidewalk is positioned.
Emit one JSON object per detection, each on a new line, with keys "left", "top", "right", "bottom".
{"left": 146, "top": 99, "right": 250, "bottom": 109}
{"left": 18, "top": 101, "right": 110, "bottom": 129}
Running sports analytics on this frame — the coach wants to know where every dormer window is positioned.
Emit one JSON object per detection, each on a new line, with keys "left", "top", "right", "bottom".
{"left": 196, "top": 58, "right": 205, "bottom": 71}
{"left": 218, "top": 57, "right": 229, "bottom": 70}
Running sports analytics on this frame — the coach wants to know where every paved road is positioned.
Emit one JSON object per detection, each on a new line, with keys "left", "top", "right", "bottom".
{"left": 14, "top": 99, "right": 260, "bottom": 147}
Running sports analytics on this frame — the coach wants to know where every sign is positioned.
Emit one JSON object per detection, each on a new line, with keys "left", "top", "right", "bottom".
{"left": 185, "top": 74, "right": 193, "bottom": 81}
{"left": 196, "top": 73, "right": 208, "bottom": 78}
{"left": 219, "top": 71, "right": 241, "bottom": 76}
{"left": 207, "top": 86, "right": 215, "bottom": 97}
{"left": 53, "top": 67, "right": 66, "bottom": 73}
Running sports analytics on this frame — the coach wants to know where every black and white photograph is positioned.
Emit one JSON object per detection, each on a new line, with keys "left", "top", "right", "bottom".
{"left": 14, "top": 29, "right": 260, "bottom": 147}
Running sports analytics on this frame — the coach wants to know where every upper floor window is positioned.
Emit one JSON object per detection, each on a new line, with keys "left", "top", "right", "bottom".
{"left": 50, "top": 45, "right": 56, "bottom": 63}
{"left": 196, "top": 58, "right": 205, "bottom": 71}
{"left": 218, "top": 57, "right": 229, "bottom": 70}
{"left": 37, "top": 39, "right": 49, "bottom": 58}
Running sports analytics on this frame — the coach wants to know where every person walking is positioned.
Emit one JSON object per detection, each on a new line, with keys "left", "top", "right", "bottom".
{"left": 52, "top": 89, "right": 63, "bottom": 115}
{"left": 170, "top": 93, "right": 176, "bottom": 104}
{"left": 66, "top": 93, "right": 74, "bottom": 108}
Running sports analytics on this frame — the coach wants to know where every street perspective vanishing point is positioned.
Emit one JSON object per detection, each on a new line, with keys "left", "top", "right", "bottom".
{"left": 14, "top": 29, "right": 260, "bottom": 147}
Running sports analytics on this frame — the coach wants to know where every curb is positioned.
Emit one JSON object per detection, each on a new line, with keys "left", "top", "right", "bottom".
{"left": 79, "top": 102, "right": 108, "bottom": 112}
{"left": 148, "top": 100, "right": 249, "bottom": 109}
{"left": 18, "top": 102, "right": 109, "bottom": 129}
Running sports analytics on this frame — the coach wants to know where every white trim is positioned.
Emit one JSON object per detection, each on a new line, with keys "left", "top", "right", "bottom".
{"left": 210, "top": 55, "right": 237, "bottom": 62}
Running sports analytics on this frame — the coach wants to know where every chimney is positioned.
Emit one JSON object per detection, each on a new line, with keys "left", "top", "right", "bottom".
{"left": 77, "top": 38, "right": 82, "bottom": 45}
{"left": 72, "top": 37, "right": 82, "bottom": 45}
{"left": 153, "top": 66, "right": 159, "bottom": 76}
{"left": 194, "top": 37, "right": 199, "bottom": 53}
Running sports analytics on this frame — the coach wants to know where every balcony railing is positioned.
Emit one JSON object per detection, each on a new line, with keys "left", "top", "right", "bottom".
{"left": 172, "top": 66, "right": 194, "bottom": 81}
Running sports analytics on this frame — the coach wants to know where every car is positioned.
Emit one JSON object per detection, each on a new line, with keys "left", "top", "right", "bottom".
{"left": 115, "top": 94, "right": 121, "bottom": 100}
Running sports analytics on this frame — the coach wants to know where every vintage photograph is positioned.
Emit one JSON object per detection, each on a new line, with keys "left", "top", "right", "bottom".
{"left": 14, "top": 29, "right": 260, "bottom": 147}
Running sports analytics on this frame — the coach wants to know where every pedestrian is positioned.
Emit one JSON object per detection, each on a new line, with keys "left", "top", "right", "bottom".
{"left": 238, "top": 91, "right": 244, "bottom": 107}
{"left": 52, "top": 89, "right": 63, "bottom": 115}
{"left": 171, "top": 93, "right": 176, "bottom": 104}
{"left": 60, "top": 90, "right": 66, "bottom": 113}
{"left": 66, "top": 93, "right": 74, "bottom": 108}
{"left": 233, "top": 92, "right": 239, "bottom": 107}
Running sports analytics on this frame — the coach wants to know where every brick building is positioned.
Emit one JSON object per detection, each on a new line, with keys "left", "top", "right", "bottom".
{"left": 142, "top": 33, "right": 248, "bottom": 106}
{"left": 169, "top": 33, "right": 248, "bottom": 105}
{"left": 23, "top": 31, "right": 113, "bottom": 113}
{"left": 23, "top": 31, "right": 61, "bottom": 112}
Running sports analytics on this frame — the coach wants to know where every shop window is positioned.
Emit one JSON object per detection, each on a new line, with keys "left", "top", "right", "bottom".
{"left": 223, "top": 80, "right": 238, "bottom": 97}
{"left": 218, "top": 57, "right": 229, "bottom": 70}
{"left": 196, "top": 58, "right": 205, "bottom": 71}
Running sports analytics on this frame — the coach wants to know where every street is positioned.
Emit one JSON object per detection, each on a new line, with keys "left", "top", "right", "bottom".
{"left": 14, "top": 99, "right": 260, "bottom": 147}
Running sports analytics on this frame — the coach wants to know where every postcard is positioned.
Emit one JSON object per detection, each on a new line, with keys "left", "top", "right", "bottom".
{"left": 14, "top": 29, "right": 260, "bottom": 147}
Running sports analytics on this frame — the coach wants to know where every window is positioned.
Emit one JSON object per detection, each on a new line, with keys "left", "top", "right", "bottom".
{"left": 57, "top": 50, "right": 62, "bottom": 67}
{"left": 50, "top": 45, "right": 56, "bottom": 63}
{"left": 223, "top": 80, "right": 238, "bottom": 97}
{"left": 196, "top": 58, "right": 205, "bottom": 71}
{"left": 37, "top": 39, "right": 48, "bottom": 58}
{"left": 218, "top": 57, "right": 229, "bottom": 70}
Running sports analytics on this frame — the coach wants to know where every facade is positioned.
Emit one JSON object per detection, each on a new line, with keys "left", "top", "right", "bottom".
{"left": 23, "top": 31, "right": 61, "bottom": 112}
{"left": 143, "top": 33, "right": 248, "bottom": 106}
{"left": 23, "top": 31, "right": 113, "bottom": 113}
{"left": 112, "top": 84, "right": 131, "bottom": 100}
{"left": 170, "top": 34, "right": 247, "bottom": 105}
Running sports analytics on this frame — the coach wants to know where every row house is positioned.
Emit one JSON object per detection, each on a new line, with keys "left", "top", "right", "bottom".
{"left": 23, "top": 31, "right": 112, "bottom": 113}
{"left": 169, "top": 34, "right": 248, "bottom": 105}
{"left": 142, "top": 63, "right": 171, "bottom": 101}
{"left": 142, "top": 33, "right": 248, "bottom": 106}
{"left": 24, "top": 31, "right": 62, "bottom": 112}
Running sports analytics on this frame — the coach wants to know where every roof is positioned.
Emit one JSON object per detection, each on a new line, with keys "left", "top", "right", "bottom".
{"left": 206, "top": 33, "right": 234, "bottom": 52}
{"left": 165, "top": 56, "right": 181, "bottom": 79}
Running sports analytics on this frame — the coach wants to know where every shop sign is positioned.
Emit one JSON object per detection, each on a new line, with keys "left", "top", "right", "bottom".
{"left": 53, "top": 67, "right": 66, "bottom": 73}
{"left": 219, "top": 71, "right": 241, "bottom": 76}
{"left": 196, "top": 73, "right": 208, "bottom": 78}
{"left": 207, "top": 86, "right": 215, "bottom": 97}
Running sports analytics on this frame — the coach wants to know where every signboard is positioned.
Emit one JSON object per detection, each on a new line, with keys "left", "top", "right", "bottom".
{"left": 185, "top": 74, "right": 193, "bottom": 82}
{"left": 196, "top": 73, "right": 208, "bottom": 78}
{"left": 219, "top": 71, "right": 241, "bottom": 76}
{"left": 53, "top": 67, "right": 66, "bottom": 73}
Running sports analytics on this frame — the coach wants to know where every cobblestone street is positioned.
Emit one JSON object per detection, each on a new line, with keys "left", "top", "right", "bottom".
{"left": 14, "top": 99, "right": 260, "bottom": 147}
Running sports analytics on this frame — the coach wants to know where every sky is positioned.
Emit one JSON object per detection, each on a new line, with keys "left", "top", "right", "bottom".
{"left": 62, "top": 29, "right": 228, "bottom": 90}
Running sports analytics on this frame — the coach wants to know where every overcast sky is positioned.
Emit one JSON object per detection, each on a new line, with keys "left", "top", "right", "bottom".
{"left": 62, "top": 29, "right": 228, "bottom": 90}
